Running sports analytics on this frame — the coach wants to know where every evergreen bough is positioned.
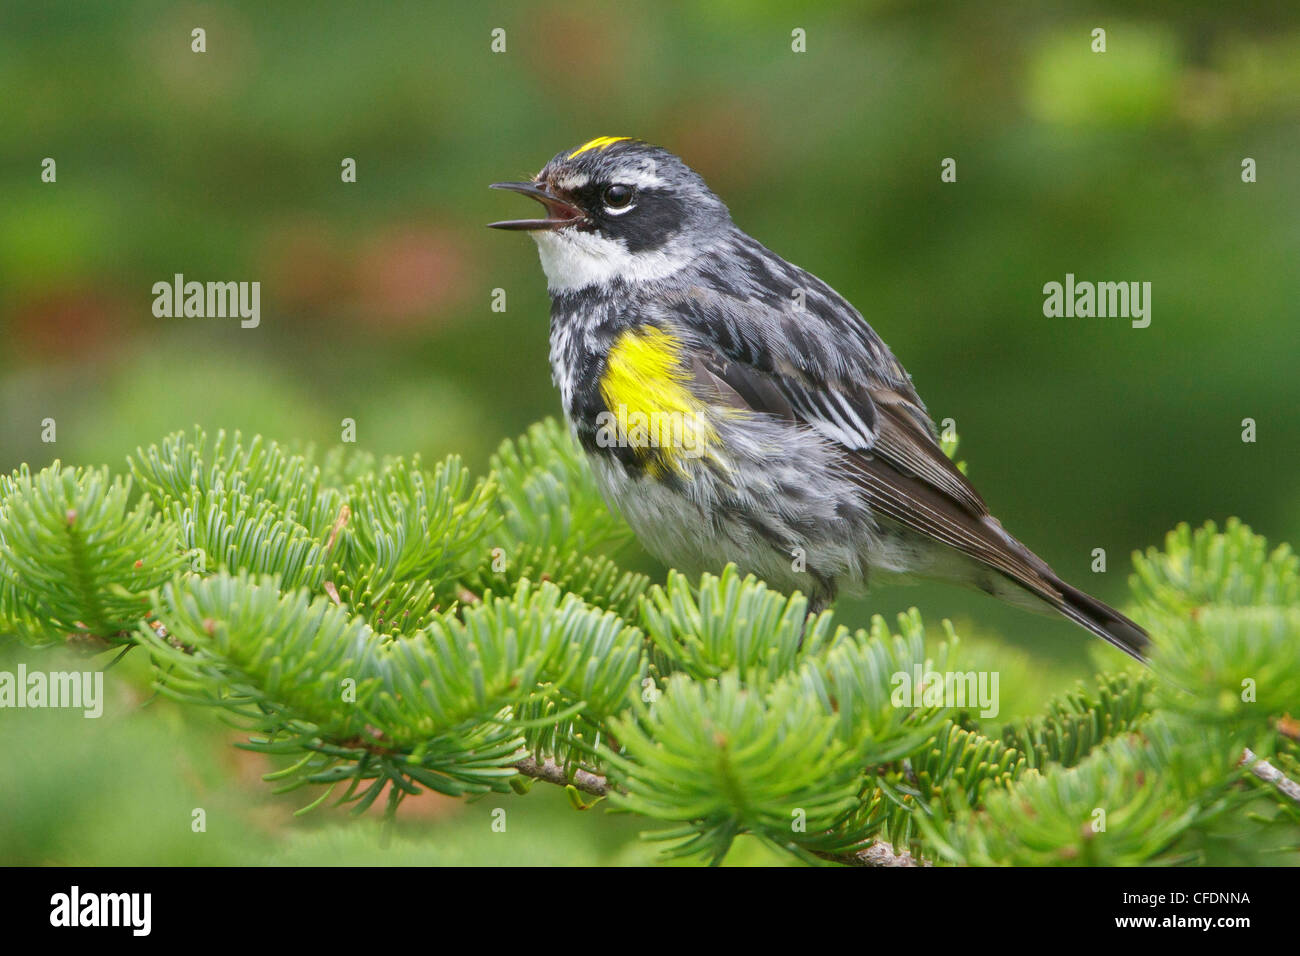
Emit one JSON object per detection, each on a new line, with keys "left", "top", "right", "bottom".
{"left": 1, "top": 420, "right": 1296, "bottom": 865}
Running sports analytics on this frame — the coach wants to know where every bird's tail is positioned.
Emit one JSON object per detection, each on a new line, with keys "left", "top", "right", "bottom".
{"left": 1039, "top": 573, "right": 1150, "bottom": 663}
{"left": 964, "top": 520, "right": 1153, "bottom": 663}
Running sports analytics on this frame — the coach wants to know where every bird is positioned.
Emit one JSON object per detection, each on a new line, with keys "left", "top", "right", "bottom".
{"left": 489, "top": 136, "right": 1150, "bottom": 662}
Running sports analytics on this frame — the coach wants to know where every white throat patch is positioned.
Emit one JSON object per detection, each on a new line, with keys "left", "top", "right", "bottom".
{"left": 532, "top": 230, "right": 693, "bottom": 292}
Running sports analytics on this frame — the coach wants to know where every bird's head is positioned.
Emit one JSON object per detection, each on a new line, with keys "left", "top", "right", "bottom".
{"left": 489, "top": 137, "right": 731, "bottom": 291}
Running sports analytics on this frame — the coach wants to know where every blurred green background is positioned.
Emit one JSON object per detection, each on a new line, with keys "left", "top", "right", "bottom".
{"left": 1, "top": 0, "right": 1298, "bottom": 864}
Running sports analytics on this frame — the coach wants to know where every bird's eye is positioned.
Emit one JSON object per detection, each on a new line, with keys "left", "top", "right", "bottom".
{"left": 602, "top": 184, "right": 635, "bottom": 210}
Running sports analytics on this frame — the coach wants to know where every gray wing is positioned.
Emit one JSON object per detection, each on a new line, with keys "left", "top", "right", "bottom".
{"left": 658, "top": 267, "right": 1068, "bottom": 603}
{"left": 653, "top": 249, "right": 1150, "bottom": 660}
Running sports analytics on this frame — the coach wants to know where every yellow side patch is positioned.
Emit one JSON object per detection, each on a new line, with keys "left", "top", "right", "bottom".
{"left": 598, "top": 326, "right": 716, "bottom": 475}
{"left": 569, "top": 136, "right": 632, "bottom": 159}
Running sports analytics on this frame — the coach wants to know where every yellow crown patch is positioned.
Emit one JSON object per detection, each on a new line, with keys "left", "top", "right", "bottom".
{"left": 569, "top": 136, "right": 632, "bottom": 159}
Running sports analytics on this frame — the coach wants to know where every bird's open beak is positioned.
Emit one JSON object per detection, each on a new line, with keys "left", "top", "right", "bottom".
{"left": 487, "top": 181, "right": 585, "bottom": 231}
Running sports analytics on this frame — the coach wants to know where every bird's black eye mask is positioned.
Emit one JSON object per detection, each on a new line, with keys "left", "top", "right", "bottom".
{"left": 564, "top": 181, "right": 690, "bottom": 252}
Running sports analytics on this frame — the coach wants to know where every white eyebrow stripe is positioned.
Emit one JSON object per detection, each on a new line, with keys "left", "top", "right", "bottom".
{"left": 554, "top": 173, "right": 591, "bottom": 190}
{"left": 559, "top": 169, "right": 664, "bottom": 191}
{"left": 620, "top": 169, "right": 666, "bottom": 189}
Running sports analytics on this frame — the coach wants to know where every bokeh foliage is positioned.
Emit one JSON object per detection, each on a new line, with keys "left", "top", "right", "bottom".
{"left": 1, "top": 1, "right": 1297, "bottom": 865}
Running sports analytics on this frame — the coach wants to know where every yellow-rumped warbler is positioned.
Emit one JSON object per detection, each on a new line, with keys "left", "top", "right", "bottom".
{"left": 489, "top": 136, "right": 1149, "bottom": 661}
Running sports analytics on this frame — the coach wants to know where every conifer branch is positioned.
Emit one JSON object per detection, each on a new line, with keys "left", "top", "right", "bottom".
{"left": 3, "top": 426, "right": 1298, "bottom": 866}
{"left": 1243, "top": 749, "right": 1300, "bottom": 804}
{"left": 511, "top": 756, "right": 921, "bottom": 866}
{"left": 514, "top": 756, "right": 609, "bottom": 796}
{"left": 813, "top": 842, "right": 923, "bottom": 867}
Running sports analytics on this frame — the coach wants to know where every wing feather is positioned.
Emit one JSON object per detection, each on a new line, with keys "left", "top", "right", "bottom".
{"left": 656, "top": 256, "right": 1148, "bottom": 659}
{"left": 666, "top": 273, "right": 1056, "bottom": 598}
